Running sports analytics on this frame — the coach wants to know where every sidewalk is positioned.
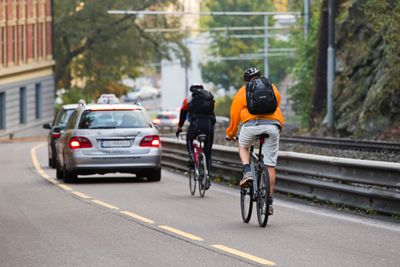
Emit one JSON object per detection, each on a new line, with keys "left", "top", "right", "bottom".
{"left": 0, "top": 124, "right": 47, "bottom": 143}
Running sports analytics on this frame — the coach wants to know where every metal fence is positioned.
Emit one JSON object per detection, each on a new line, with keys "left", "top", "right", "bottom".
{"left": 161, "top": 137, "right": 400, "bottom": 215}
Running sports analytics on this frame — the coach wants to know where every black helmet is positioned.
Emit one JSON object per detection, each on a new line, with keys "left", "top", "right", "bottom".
{"left": 243, "top": 67, "right": 261, "bottom": 82}
{"left": 189, "top": 84, "right": 204, "bottom": 92}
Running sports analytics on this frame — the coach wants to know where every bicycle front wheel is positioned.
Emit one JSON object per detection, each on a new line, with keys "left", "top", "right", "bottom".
{"left": 189, "top": 167, "right": 196, "bottom": 196}
{"left": 198, "top": 153, "right": 207, "bottom": 198}
{"left": 240, "top": 186, "right": 253, "bottom": 223}
{"left": 256, "top": 165, "right": 270, "bottom": 227}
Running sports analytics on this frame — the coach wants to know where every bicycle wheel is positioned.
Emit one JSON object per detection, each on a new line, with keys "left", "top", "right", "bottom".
{"left": 240, "top": 185, "right": 253, "bottom": 223}
{"left": 188, "top": 167, "right": 196, "bottom": 196}
{"left": 256, "top": 164, "right": 270, "bottom": 227}
{"left": 198, "top": 153, "right": 207, "bottom": 198}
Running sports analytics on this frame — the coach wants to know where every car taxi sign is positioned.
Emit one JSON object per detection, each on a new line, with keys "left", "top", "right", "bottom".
{"left": 97, "top": 94, "right": 120, "bottom": 104}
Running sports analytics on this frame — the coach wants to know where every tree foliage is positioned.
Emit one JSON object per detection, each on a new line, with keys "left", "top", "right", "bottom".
{"left": 287, "top": 0, "right": 322, "bottom": 128}
{"left": 200, "top": 0, "right": 292, "bottom": 91}
{"left": 54, "top": 0, "right": 187, "bottom": 101}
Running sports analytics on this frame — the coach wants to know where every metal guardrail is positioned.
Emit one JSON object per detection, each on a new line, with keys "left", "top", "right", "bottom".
{"left": 280, "top": 135, "right": 400, "bottom": 153}
{"left": 161, "top": 137, "right": 400, "bottom": 215}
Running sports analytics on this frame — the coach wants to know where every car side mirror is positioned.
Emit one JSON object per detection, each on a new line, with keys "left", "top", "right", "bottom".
{"left": 53, "top": 126, "right": 62, "bottom": 133}
{"left": 43, "top": 123, "right": 51, "bottom": 129}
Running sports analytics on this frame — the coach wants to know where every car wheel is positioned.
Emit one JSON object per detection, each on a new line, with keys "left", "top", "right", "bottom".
{"left": 56, "top": 162, "right": 63, "bottom": 180}
{"left": 49, "top": 155, "right": 56, "bottom": 169}
{"left": 63, "top": 164, "right": 78, "bottom": 183}
{"left": 145, "top": 168, "right": 161, "bottom": 182}
{"left": 50, "top": 151, "right": 58, "bottom": 168}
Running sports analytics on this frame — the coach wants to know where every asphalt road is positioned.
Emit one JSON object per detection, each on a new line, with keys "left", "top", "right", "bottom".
{"left": 1, "top": 141, "right": 399, "bottom": 267}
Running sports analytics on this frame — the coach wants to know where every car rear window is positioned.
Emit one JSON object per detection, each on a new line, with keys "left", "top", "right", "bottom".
{"left": 78, "top": 110, "right": 150, "bottom": 129}
{"left": 55, "top": 109, "right": 75, "bottom": 126}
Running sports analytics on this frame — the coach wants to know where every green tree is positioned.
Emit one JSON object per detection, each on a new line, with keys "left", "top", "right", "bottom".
{"left": 54, "top": 0, "right": 187, "bottom": 101}
{"left": 287, "top": 0, "right": 321, "bottom": 128}
{"left": 200, "top": 0, "right": 293, "bottom": 91}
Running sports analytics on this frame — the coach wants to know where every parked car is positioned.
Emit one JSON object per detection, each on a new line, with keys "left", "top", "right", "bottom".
{"left": 43, "top": 104, "right": 78, "bottom": 168}
{"left": 55, "top": 95, "right": 161, "bottom": 183}
{"left": 152, "top": 111, "right": 179, "bottom": 131}
{"left": 126, "top": 86, "right": 159, "bottom": 101}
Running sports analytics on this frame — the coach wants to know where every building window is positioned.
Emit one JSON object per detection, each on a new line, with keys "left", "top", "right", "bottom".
{"left": 0, "top": 92, "right": 5, "bottom": 129}
{"left": 35, "top": 83, "right": 42, "bottom": 119}
{"left": 19, "top": 87, "right": 27, "bottom": 124}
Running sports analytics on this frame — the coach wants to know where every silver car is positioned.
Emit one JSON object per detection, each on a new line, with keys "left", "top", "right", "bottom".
{"left": 55, "top": 102, "right": 161, "bottom": 183}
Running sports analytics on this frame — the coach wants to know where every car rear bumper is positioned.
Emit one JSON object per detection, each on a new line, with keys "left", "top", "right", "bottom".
{"left": 65, "top": 149, "right": 161, "bottom": 173}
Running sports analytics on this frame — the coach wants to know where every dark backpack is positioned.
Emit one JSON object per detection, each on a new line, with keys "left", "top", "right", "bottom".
{"left": 188, "top": 89, "right": 215, "bottom": 115}
{"left": 245, "top": 77, "right": 277, "bottom": 115}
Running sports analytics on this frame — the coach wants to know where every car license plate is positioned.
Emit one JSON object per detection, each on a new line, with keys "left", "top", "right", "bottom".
{"left": 101, "top": 140, "right": 131, "bottom": 148}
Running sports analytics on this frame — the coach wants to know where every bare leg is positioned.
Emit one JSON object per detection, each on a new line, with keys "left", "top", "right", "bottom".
{"left": 238, "top": 145, "right": 250, "bottom": 165}
{"left": 266, "top": 166, "right": 275, "bottom": 196}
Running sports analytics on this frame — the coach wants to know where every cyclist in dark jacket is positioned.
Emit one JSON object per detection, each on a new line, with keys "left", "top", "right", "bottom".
{"left": 176, "top": 84, "right": 216, "bottom": 187}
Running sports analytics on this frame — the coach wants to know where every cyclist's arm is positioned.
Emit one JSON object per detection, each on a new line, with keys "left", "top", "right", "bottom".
{"left": 178, "top": 98, "right": 189, "bottom": 128}
{"left": 226, "top": 87, "right": 246, "bottom": 138}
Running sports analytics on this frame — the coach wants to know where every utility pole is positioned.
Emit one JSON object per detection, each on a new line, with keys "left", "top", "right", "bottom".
{"left": 304, "top": 0, "right": 310, "bottom": 39}
{"left": 264, "top": 15, "right": 269, "bottom": 78}
{"left": 327, "top": 0, "right": 335, "bottom": 131}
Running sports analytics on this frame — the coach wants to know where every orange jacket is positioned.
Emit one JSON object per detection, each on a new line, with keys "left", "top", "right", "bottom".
{"left": 226, "top": 83, "right": 284, "bottom": 138}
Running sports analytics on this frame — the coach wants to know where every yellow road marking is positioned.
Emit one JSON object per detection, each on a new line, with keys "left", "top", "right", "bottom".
{"left": 71, "top": 191, "right": 91, "bottom": 199}
{"left": 211, "top": 244, "right": 276, "bottom": 266}
{"left": 120, "top": 211, "right": 155, "bottom": 224}
{"left": 57, "top": 184, "right": 73, "bottom": 191}
{"left": 159, "top": 225, "right": 204, "bottom": 241}
{"left": 92, "top": 200, "right": 119, "bottom": 210}
{"left": 30, "top": 144, "right": 56, "bottom": 182}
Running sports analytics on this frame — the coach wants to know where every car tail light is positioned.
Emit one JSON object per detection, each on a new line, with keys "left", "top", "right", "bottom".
{"left": 69, "top": 136, "right": 92, "bottom": 149}
{"left": 140, "top": 135, "right": 160, "bottom": 147}
{"left": 152, "top": 119, "right": 160, "bottom": 124}
{"left": 172, "top": 118, "right": 179, "bottom": 124}
{"left": 51, "top": 132, "right": 61, "bottom": 139}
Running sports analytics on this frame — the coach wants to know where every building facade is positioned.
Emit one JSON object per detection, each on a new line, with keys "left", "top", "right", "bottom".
{"left": 0, "top": 0, "right": 54, "bottom": 137}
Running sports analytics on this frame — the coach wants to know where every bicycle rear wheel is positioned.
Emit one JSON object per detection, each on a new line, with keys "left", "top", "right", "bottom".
{"left": 240, "top": 186, "right": 253, "bottom": 223}
{"left": 189, "top": 167, "right": 196, "bottom": 196}
{"left": 256, "top": 165, "right": 270, "bottom": 227}
{"left": 198, "top": 153, "right": 207, "bottom": 198}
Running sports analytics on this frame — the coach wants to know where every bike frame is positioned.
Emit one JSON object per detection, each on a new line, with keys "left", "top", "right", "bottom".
{"left": 192, "top": 139, "right": 203, "bottom": 166}
{"left": 250, "top": 136, "right": 265, "bottom": 195}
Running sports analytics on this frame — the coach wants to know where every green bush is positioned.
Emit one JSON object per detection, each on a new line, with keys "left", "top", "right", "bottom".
{"left": 214, "top": 96, "right": 233, "bottom": 117}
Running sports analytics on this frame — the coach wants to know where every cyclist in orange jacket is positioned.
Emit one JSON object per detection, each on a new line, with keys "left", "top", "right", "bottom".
{"left": 226, "top": 68, "right": 284, "bottom": 215}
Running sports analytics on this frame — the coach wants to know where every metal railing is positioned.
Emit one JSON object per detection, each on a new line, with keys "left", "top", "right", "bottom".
{"left": 161, "top": 137, "right": 400, "bottom": 215}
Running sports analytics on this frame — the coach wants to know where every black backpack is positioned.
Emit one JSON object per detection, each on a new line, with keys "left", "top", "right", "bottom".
{"left": 245, "top": 77, "right": 277, "bottom": 115}
{"left": 188, "top": 89, "right": 215, "bottom": 115}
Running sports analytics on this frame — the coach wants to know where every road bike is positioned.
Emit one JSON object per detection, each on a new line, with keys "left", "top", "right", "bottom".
{"left": 240, "top": 134, "right": 271, "bottom": 227}
{"left": 188, "top": 134, "right": 210, "bottom": 198}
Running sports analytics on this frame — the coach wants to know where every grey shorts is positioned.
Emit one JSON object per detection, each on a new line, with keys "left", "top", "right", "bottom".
{"left": 238, "top": 124, "right": 280, "bottom": 167}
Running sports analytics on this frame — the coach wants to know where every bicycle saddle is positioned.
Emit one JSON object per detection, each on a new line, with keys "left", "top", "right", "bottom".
{"left": 257, "top": 133, "right": 269, "bottom": 139}
{"left": 196, "top": 134, "right": 207, "bottom": 142}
